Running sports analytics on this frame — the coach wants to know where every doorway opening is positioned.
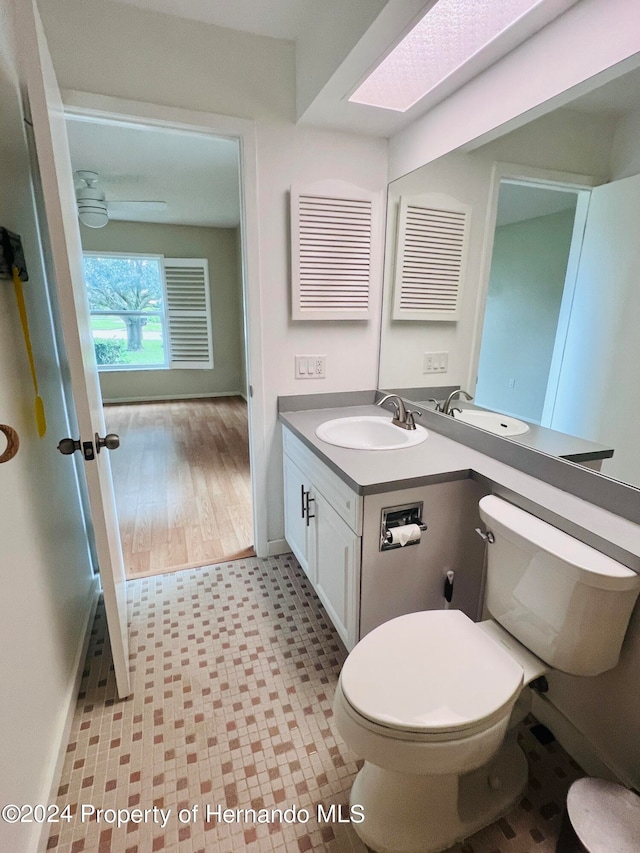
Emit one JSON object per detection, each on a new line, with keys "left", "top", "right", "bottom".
{"left": 474, "top": 178, "right": 591, "bottom": 426}
{"left": 66, "top": 115, "right": 254, "bottom": 578}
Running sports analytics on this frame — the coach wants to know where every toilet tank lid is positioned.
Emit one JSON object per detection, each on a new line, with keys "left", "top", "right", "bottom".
{"left": 479, "top": 496, "right": 640, "bottom": 591}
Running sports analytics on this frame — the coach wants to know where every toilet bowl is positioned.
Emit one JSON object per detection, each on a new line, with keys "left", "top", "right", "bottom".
{"left": 334, "top": 610, "right": 539, "bottom": 853}
{"left": 334, "top": 496, "right": 640, "bottom": 853}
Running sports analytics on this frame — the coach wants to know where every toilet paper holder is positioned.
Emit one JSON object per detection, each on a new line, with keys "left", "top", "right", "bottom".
{"left": 380, "top": 502, "right": 427, "bottom": 551}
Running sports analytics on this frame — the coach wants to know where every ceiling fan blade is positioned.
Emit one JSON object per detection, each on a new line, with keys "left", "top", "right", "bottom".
{"left": 107, "top": 200, "right": 168, "bottom": 212}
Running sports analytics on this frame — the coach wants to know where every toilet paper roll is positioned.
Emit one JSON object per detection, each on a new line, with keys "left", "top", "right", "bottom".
{"left": 388, "top": 523, "right": 421, "bottom": 546}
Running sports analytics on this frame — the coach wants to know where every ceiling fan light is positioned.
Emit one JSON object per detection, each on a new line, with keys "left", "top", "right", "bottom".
{"left": 78, "top": 204, "right": 109, "bottom": 228}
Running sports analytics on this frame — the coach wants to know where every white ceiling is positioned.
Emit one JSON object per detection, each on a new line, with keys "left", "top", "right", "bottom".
{"left": 107, "top": 0, "right": 319, "bottom": 40}
{"left": 66, "top": 118, "right": 241, "bottom": 228}
{"left": 101, "top": 0, "right": 584, "bottom": 139}
{"left": 63, "top": 3, "right": 640, "bottom": 224}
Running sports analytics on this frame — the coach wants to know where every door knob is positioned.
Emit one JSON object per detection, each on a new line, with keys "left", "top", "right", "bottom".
{"left": 95, "top": 432, "right": 120, "bottom": 453}
{"left": 57, "top": 437, "right": 81, "bottom": 455}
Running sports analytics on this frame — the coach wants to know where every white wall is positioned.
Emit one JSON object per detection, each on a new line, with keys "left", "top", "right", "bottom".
{"left": 38, "top": 0, "right": 389, "bottom": 549}
{"left": 80, "top": 220, "right": 244, "bottom": 402}
{"left": 255, "top": 121, "right": 387, "bottom": 541}
{"left": 0, "top": 4, "right": 97, "bottom": 851}
{"left": 389, "top": 0, "right": 640, "bottom": 180}
{"left": 38, "top": 0, "right": 296, "bottom": 122}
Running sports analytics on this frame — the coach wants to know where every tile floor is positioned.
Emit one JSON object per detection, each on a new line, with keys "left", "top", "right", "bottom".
{"left": 48, "top": 555, "right": 584, "bottom": 853}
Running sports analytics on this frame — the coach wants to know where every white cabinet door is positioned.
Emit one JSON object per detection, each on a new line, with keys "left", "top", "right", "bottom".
{"left": 283, "top": 453, "right": 315, "bottom": 582}
{"left": 313, "top": 492, "right": 360, "bottom": 651}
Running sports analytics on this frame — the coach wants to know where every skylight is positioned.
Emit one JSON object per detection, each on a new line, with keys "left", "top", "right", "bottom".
{"left": 349, "top": 0, "right": 545, "bottom": 112}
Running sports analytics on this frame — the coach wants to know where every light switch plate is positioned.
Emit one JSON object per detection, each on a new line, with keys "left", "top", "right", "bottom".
{"left": 295, "top": 355, "right": 326, "bottom": 379}
{"left": 423, "top": 351, "right": 448, "bottom": 373}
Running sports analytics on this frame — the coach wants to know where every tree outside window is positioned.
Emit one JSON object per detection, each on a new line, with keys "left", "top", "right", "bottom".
{"left": 83, "top": 254, "right": 168, "bottom": 369}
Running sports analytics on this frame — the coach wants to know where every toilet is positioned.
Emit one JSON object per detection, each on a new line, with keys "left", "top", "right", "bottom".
{"left": 333, "top": 495, "right": 640, "bottom": 853}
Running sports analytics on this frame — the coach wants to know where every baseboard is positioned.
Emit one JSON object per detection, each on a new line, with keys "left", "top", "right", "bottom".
{"left": 531, "top": 692, "right": 630, "bottom": 787}
{"left": 267, "top": 538, "right": 290, "bottom": 557}
{"left": 36, "top": 576, "right": 100, "bottom": 853}
{"left": 102, "top": 391, "right": 243, "bottom": 404}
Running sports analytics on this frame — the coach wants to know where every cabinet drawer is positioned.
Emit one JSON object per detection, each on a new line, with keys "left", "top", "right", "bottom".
{"left": 283, "top": 428, "right": 363, "bottom": 535}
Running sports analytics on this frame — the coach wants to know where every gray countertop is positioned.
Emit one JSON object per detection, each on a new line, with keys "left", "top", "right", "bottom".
{"left": 280, "top": 404, "right": 471, "bottom": 494}
{"left": 279, "top": 404, "right": 640, "bottom": 565}
{"left": 416, "top": 401, "right": 613, "bottom": 463}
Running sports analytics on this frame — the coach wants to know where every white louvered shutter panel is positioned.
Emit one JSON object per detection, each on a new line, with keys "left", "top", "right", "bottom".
{"left": 163, "top": 258, "right": 213, "bottom": 369}
{"left": 392, "top": 195, "right": 471, "bottom": 321}
{"left": 291, "top": 185, "right": 377, "bottom": 320}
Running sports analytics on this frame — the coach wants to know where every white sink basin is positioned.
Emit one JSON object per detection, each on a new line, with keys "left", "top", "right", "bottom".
{"left": 452, "top": 409, "right": 530, "bottom": 436}
{"left": 315, "top": 416, "right": 428, "bottom": 450}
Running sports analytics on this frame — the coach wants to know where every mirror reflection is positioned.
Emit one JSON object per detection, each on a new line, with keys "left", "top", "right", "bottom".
{"left": 379, "top": 63, "right": 640, "bottom": 489}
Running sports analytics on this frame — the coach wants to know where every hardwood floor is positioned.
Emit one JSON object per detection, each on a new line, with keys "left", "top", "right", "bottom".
{"left": 104, "top": 397, "right": 254, "bottom": 579}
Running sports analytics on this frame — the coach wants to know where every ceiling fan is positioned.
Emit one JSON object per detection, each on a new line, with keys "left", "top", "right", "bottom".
{"left": 74, "top": 170, "right": 168, "bottom": 228}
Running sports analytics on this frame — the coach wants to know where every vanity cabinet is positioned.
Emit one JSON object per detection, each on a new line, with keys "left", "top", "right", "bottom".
{"left": 282, "top": 423, "right": 487, "bottom": 651}
{"left": 282, "top": 429, "right": 362, "bottom": 649}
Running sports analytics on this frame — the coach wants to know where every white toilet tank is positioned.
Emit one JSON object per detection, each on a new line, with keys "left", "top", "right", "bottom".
{"left": 479, "top": 496, "right": 640, "bottom": 676}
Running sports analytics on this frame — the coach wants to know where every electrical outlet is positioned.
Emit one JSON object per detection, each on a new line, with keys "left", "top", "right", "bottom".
{"left": 295, "top": 355, "right": 326, "bottom": 379}
{"left": 423, "top": 352, "right": 449, "bottom": 373}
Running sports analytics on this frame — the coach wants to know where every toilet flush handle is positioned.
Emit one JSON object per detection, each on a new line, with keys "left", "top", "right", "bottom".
{"left": 475, "top": 527, "right": 495, "bottom": 544}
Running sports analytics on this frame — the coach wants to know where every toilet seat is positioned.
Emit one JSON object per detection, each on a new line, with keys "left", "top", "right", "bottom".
{"left": 340, "top": 610, "right": 524, "bottom": 737}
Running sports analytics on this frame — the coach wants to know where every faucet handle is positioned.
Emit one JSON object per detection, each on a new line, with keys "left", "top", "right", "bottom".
{"left": 427, "top": 398, "right": 443, "bottom": 413}
{"left": 405, "top": 410, "right": 422, "bottom": 429}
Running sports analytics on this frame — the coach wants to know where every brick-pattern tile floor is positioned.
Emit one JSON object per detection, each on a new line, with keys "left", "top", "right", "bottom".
{"left": 47, "top": 554, "right": 584, "bottom": 852}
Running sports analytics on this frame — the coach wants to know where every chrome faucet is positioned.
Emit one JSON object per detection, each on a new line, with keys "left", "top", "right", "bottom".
{"left": 441, "top": 389, "right": 473, "bottom": 415}
{"left": 376, "top": 394, "right": 422, "bottom": 430}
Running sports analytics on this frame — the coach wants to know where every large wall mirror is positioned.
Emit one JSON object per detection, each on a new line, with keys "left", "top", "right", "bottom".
{"left": 379, "top": 62, "right": 640, "bottom": 491}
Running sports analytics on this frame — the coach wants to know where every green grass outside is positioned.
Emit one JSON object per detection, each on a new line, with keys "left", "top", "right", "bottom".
{"left": 91, "top": 316, "right": 162, "bottom": 332}
{"left": 125, "top": 340, "right": 165, "bottom": 366}
{"left": 91, "top": 315, "right": 166, "bottom": 368}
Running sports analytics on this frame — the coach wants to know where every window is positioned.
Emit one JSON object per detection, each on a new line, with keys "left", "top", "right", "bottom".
{"left": 84, "top": 253, "right": 213, "bottom": 371}
{"left": 84, "top": 253, "right": 167, "bottom": 369}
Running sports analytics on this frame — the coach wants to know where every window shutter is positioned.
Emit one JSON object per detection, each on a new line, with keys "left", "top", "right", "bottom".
{"left": 291, "top": 183, "right": 379, "bottom": 320}
{"left": 163, "top": 258, "right": 213, "bottom": 369}
{"left": 392, "top": 195, "right": 471, "bottom": 321}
